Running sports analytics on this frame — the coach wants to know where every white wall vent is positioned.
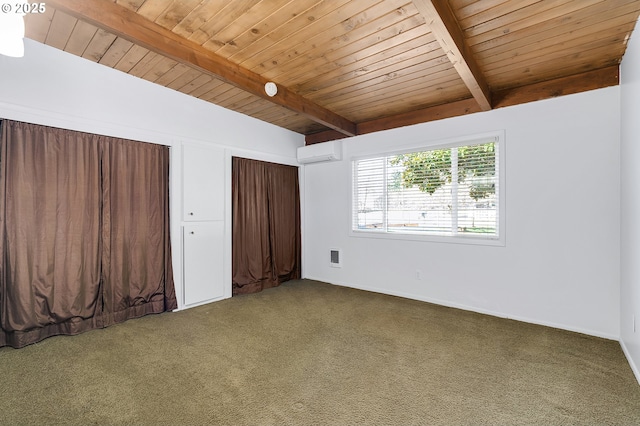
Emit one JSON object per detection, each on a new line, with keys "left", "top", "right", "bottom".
{"left": 297, "top": 140, "right": 342, "bottom": 164}
{"left": 330, "top": 248, "right": 342, "bottom": 268}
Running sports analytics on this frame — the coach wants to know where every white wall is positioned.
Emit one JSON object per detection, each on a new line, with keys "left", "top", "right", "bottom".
{"left": 0, "top": 39, "right": 304, "bottom": 309}
{"left": 0, "top": 40, "right": 626, "bottom": 342}
{"left": 303, "top": 87, "right": 621, "bottom": 339}
{"left": 621, "top": 20, "right": 640, "bottom": 382}
{"left": 0, "top": 40, "right": 303, "bottom": 153}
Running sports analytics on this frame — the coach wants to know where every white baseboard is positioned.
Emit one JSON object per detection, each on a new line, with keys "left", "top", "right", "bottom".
{"left": 173, "top": 294, "right": 231, "bottom": 312}
{"left": 620, "top": 340, "right": 640, "bottom": 386}
{"left": 303, "top": 275, "right": 619, "bottom": 341}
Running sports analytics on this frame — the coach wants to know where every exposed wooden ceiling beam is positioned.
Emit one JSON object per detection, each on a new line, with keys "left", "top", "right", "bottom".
{"left": 305, "top": 130, "right": 350, "bottom": 146}
{"left": 412, "top": 0, "right": 492, "bottom": 111}
{"left": 492, "top": 66, "right": 619, "bottom": 109}
{"left": 305, "top": 66, "right": 620, "bottom": 145}
{"left": 306, "top": 98, "right": 481, "bottom": 144}
{"left": 358, "top": 98, "right": 481, "bottom": 135}
{"left": 47, "top": 0, "right": 357, "bottom": 137}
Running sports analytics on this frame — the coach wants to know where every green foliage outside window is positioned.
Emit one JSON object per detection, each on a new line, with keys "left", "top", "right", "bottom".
{"left": 389, "top": 143, "right": 495, "bottom": 201}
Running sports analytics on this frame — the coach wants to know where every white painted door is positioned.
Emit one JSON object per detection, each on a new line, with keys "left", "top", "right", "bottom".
{"left": 182, "top": 144, "right": 225, "bottom": 221}
{"left": 183, "top": 221, "right": 225, "bottom": 305}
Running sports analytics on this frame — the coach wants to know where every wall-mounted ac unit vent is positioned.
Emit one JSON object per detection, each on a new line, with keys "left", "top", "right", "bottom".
{"left": 297, "top": 141, "right": 342, "bottom": 164}
{"left": 330, "top": 248, "right": 342, "bottom": 268}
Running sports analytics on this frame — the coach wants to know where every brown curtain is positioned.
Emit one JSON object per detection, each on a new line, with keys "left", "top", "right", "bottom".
{"left": 100, "top": 136, "right": 176, "bottom": 326}
{"left": 232, "top": 157, "right": 300, "bottom": 295}
{"left": 0, "top": 120, "right": 176, "bottom": 349}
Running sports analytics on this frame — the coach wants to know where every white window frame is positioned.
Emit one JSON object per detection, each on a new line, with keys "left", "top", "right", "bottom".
{"left": 350, "top": 131, "right": 506, "bottom": 246}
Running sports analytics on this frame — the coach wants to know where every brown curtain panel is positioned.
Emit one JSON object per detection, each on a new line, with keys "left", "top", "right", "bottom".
{"left": 0, "top": 120, "right": 176, "bottom": 349}
{"left": 232, "top": 157, "right": 300, "bottom": 295}
{"left": 100, "top": 136, "right": 176, "bottom": 326}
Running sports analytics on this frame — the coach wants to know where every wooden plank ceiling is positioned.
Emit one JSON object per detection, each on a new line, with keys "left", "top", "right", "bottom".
{"left": 24, "top": 0, "right": 640, "bottom": 144}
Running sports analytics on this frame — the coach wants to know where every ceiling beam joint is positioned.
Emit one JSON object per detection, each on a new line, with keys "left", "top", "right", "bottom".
{"left": 412, "top": 0, "right": 492, "bottom": 111}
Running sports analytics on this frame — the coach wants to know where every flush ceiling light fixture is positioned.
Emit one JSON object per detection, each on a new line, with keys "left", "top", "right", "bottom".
{"left": 0, "top": 12, "right": 25, "bottom": 58}
{"left": 264, "top": 81, "right": 277, "bottom": 97}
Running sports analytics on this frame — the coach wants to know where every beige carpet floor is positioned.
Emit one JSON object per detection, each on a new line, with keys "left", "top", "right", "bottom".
{"left": 1, "top": 279, "right": 639, "bottom": 425}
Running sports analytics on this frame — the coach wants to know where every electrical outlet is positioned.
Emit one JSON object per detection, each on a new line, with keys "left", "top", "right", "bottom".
{"left": 415, "top": 269, "right": 422, "bottom": 280}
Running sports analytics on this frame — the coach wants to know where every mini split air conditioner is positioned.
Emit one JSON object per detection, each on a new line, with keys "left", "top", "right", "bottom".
{"left": 297, "top": 140, "right": 342, "bottom": 164}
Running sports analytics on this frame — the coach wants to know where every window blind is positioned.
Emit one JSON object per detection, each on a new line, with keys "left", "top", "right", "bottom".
{"left": 353, "top": 139, "right": 499, "bottom": 240}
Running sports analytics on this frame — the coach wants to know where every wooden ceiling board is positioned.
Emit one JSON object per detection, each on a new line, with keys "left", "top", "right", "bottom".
{"left": 248, "top": 0, "right": 412, "bottom": 77}
{"left": 154, "top": 0, "right": 208, "bottom": 30}
{"left": 114, "top": 44, "right": 151, "bottom": 73}
{"left": 193, "top": 0, "right": 271, "bottom": 47}
{"left": 466, "top": 0, "right": 639, "bottom": 50}
{"left": 199, "top": 78, "right": 240, "bottom": 98}
{"left": 151, "top": 61, "right": 189, "bottom": 85}
{"left": 473, "top": 3, "right": 640, "bottom": 60}
{"left": 24, "top": 7, "right": 54, "bottom": 43}
{"left": 135, "top": 56, "right": 177, "bottom": 81}
{"left": 248, "top": 104, "right": 322, "bottom": 134}
{"left": 20, "top": 0, "right": 640, "bottom": 142}
{"left": 341, "top": 90, "right": 474, "bottom": 124}
{"left": 454, "top": 0, "right": 640, "bottom": 91}
{"left": 309, "top": 53, "right": 456, "bottom": 105}
{"left": 128, "top": 51, "right": 165, "bottom": 78}
{"left": 193, "top": 0, "right": 315, "bottom": 54}
{"left": 98, "top": 37, "right": 133, "bottom": 67}
{"left": 461, "top": 0, "right": 592, "bottom": 43}
{"left": 135, "top": 1, "right": 172, "bottom": 21}
{"left": 481, "top": 22, "right": 636, "bottom": 70}
{"left": 254, "top": 105, "right": 301, "bottom": 122}
{"left": 454, "top": 0, "right": 517, "bottom": 22}
{"left": 115, "top": 0, "right": 146, "bottom": 12}
{"left": 188, "top": 77, "right": 226, "bottom": 99}
{"left": 283, "top": 24, "right": 433, "bottom": 100}
{"left": 219, "top": 91, "right": 258, "bottom": 111}
{"left": 206, "top": 0, "right": 312, "bottom": 57}
{"left": 484, "top": 32, "right": 630, "bottom": 85}
{"left": 214, "top": 85, "right": 253, "bottom": 105}
{"left": 167, "top": 1, "right": 228, "bottom": 40}
{"left": 290, "top": 34, "right": 441, "bottom": 100}
{"left": 354, "top": 96, "right": 482, "bottom": 137}
{"left": 44, "top": 10, "right": 77, "bottom": 50}
{"left": 81, "top": 29, "right": 118, "bottom": 62}
{"left": 491, "top": 65, "right": 619, "bottom": 109}
{"left": 324, "top": 65, "right": 464, "bottom": 105}
{"left": 452, "top": 0, "right": 480, "bottom": 13}
{"left": 63, "top": 20, "right": 99, "bottom": 56}
{"left": 230, "top": 0, "right": 360, "bottom": 69}
{"left": 239, "top": 97, "right": 278, "bottom": 115}
{"left": 327, "top": 71, "right": 469, "bottom": 122}
{"left": 487, "top": 44, "right": 626, "bottom": 90}
{"left": 177, "top": 73, "right": 215, "bottom": 96}
{"left": 304, "top": 42, "right": 449, "bottom": 103}
{"left": 456, "top": 0, "right": 542, "bottom": 30}
{"left": 204, "top": 0, "right": 296, "bottom": 51}
{"left": 269, "top": 4, "right": 426, "bottom": 88}
{"left": 192, "top": 77, "right": 229, "bottom": 99}
{"left": 166, "top": 67, "right": 205, "bottom": 91}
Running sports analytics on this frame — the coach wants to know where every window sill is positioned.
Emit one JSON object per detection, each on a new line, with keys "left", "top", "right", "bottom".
{"left": 349, "top": 229, "right": 505, "bottom": 247}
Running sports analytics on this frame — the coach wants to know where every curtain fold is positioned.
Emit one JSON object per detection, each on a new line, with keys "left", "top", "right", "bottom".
{"left": 100, "top": 136, "right": 177, "bottom": 326}
{"left": 267, "top": 162, "right": 301, "bottom": 284}
{"left": 0, "top": 120, "right": 175, "bottom": 349}
{"left": 232, "top": 157, "right": 300, "bottom": 295}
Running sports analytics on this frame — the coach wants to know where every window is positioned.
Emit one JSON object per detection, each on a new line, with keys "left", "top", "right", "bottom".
{"left": 352, "top": 134, "right": 503, "bottom": 244}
